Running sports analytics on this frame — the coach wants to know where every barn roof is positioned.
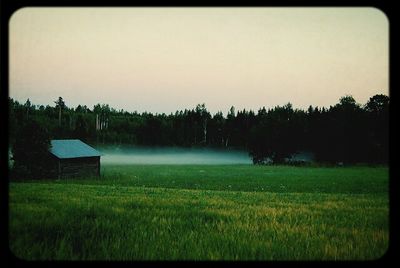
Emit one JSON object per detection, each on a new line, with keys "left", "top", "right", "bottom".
{"left": 50, "top": 139, "right": 101, "bottom": 159}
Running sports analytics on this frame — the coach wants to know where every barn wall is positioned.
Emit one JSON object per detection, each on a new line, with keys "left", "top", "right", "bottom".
{"left": 42, "top": 154, "right": 60, "bottom": 179}
{"left": 59, "top": 156, "right": 100, "bottom": 178}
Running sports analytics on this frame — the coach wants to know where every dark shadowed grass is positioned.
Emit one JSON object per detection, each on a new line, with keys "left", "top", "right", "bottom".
{"left": 9, "top": 165, "right": 388, "bottom": 260}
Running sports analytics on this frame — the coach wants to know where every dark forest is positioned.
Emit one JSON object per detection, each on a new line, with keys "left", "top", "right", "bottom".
{"left": 9, "top": 94, "right": 389, "bottom": 166}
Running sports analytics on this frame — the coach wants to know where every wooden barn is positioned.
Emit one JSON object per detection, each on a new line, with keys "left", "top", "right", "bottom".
{"left": 48, "top": 139, "right": 101, "bottom": 179}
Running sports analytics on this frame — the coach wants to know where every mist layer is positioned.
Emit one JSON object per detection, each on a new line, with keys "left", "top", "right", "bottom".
{"left": 97, "top": 146, "right": 252, "bottom": 165}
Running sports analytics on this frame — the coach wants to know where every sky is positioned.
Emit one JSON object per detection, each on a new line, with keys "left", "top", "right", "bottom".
{"left": 9, "top": 7, "right": 388, "bottom": 115}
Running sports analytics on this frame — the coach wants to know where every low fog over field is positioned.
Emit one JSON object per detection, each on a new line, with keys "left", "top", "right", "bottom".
{"left": 96, "top": 145, "right": 252, "bottom": 165}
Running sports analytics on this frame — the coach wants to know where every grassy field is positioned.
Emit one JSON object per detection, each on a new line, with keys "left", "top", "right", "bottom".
{"left": 9, "top": 164, "right": 389, "bottom": 260}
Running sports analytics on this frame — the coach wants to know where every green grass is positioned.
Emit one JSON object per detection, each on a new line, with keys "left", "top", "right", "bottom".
{"left": 9, "top": 165, "right": 389, "bottom": 260}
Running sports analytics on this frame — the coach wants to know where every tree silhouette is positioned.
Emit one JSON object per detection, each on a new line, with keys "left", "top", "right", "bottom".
{"left": 11, "top": 120, "right": 51, "bottom": 179}
{"left": 24, "top": 99, "right": 31, "bottom": 118}
{"left": 54, "top": 97, "right": 65, "bottom": 127}
{"left": 365, "top": 94, "right": 389, "bottom": 163}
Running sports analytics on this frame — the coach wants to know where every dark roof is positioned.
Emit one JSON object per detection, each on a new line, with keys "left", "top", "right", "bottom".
{"left": 50, "top": 139, "right": 101, "bottom": 159}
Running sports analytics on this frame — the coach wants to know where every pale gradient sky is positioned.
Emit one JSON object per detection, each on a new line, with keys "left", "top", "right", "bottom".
{"left": 9, "top": 7, "right": 388, "bottom": 115}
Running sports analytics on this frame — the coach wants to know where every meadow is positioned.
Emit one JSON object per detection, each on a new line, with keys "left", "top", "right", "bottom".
{"left": 9, "top": 164, "right": 389, "bottom": 260}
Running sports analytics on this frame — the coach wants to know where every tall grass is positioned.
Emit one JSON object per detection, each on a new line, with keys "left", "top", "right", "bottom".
{"left": 9, "top": 165, "right": 389, "bottom": 260}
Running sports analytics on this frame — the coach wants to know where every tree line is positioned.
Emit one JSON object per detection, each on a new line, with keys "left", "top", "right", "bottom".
{"left": 9, "top": 94, "right": 389, "bottom": 166}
